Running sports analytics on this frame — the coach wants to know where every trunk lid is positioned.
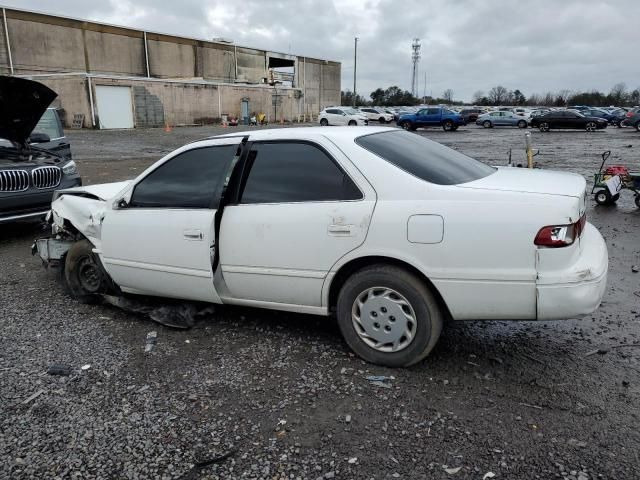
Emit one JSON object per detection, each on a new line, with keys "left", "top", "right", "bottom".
{"left": 0, "top": 76, "right": 57, "bottom": 148}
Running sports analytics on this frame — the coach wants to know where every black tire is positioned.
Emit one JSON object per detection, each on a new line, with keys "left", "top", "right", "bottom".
{"left": 320, "top": 118, "right": 329, "bottom": 126}
{"left": 594, "top": 189, "right": 612, "bottom": 206}
{"left": 635, "top": 121, "right": 640, "bottom": 132}
{"left": 400, "top": 121, "right": 415, "bottom": 131}
{"left": 635, "top": 195, "right": 640, "bottom": 208}
{"left": 336, "top": 265, "right": 443, "bottom": 367}
{"left": 539, "top": 122, "right": 550, "bottom": 132}
{"left": 586, "top": 121, "right": 597, "bottom": 132}
{"left": 451, "top": 126, "right": 459, "bottom": 131}
{"left": 64, "top": 239, "right": 106, "bottom": 304}
{"left": 442, "top": 120, "right": 454, "bottom": 131}
{"left": 379, "top": 117, "right": 387, "bottom": 124}
{"left": 517, "top": 120, "right": 527, "bottom": 129}
{"left": 482, "top": 120, "right": 492, "bottom": 128}
{"left": 348, "top": 120, "right": 357, "bottom": 126}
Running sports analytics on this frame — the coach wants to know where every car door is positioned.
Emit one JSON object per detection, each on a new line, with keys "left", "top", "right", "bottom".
{"left": 334, "top": 109, "right": 348, "bottom": 125}
{"left": 218, "top": 139, "right": 376, "bottom": 308}
{"left": 424, "top": 108, "right": 441, "bottom": 126}
{"left": 325, "top": 109, "right": 342, "bottom": 125}
{"left": 100, "top": 139, "right": 240, "bottom": 302}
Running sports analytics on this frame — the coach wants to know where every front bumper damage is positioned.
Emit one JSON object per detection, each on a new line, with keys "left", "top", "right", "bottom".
{"left": 32, "top": 235, "right": 74, "bottom": 265}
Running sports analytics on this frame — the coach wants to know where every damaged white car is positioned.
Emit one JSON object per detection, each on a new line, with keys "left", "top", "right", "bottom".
{"left": 34, "top": 127, "right": 608, "bottom": 367}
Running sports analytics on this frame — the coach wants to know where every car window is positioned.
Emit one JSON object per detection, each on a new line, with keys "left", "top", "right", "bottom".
{"left": 490, "top": 112, "right": 500, "bottom": 117}
{"left": 326, "top": 109, "right": 340, "bottom": 114}
{"left": 240, "top": 142, "right": 362, "bottom": 204}
{"left": 130, "top": 145, "right": 236, "bottom": 209}
{"left": 417, "top": 109, "right": 427, "bottom": 115}
{"left": 426, "top": 108, "right": 440, "bottom": 115}
{"left": 356, "top": 130, "right": 495, "bottom": 186}
{"left": 33, "top": 109, "right": 63, "bottom": 139}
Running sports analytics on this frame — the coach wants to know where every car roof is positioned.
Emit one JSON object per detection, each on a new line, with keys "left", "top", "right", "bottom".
{"left": 203, "top": 126, "right": 394, "bottom": 143}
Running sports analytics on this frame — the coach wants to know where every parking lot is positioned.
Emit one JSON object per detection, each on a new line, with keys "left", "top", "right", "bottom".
{"left": 1, "top": 124, "right": 640, "bottom": 479}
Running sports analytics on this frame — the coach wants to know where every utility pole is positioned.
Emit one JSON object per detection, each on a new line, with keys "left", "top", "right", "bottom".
{"left": 411, "top": 38, "right": 421, "bottom": 97}
{"left": 353, "top": 37, "right": 358, "bottom": 107}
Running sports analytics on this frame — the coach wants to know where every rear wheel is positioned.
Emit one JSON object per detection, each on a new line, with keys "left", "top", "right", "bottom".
{"left": 517, "top": 120, "right": 527, "bottom": 128}
{"left": 586, "top": 121, "right": 597, "bottom": 132}
{"left": 320, "top": 118, "right": 329, "bottom": 126}
{"left": 336, "top": 265, "right": 443, "bottom": 367}
{"left": 482, "top": 120, "right": 492, "bottom": 128}
{"left": 539, "top": 122, "right": 550, "bottom": 132}
{"left": 442, "top": 120, "right": 454, "bottom": 131}
{"left": 64, "top": 239, "right": 107, "bottom": 304}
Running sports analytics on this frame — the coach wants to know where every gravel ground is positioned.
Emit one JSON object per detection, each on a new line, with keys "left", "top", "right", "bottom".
{"left": 1, "top": 123, "right": 639, "bottom": 480}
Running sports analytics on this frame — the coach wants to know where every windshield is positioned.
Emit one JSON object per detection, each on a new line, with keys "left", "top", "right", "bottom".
{"left": 356, "top": 130, "right": 495, "bottom": 185}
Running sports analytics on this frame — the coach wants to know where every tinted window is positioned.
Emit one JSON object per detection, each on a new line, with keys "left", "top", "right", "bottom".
{"left": 131, "top": 145, "right": 236, "bottom": 208}
{"left": 426, "top": 108, "right": 440, "bottom": 115}
{"left": 356, "top": 130, "right": 495, "bottom": 186}
{"left": 33, "top": 109, "right": 63, "bottom": 139}
{"left": 326, "top": 109, "right": 340, "bottom": 114}
{"left": 240, "top": 142, "right": 361, "bottom": 204}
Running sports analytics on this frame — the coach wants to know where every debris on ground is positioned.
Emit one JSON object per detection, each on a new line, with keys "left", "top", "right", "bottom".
{"left": 80, "top": 364, "right": 91, "bottom": 371}
{"left": 145, "top": 331, "right": 158, "bottom": 353}
{"left": 444, "top": 465, "right": 462, "bottom": 474}
{"left": 46, "top": 364, "right": 73, "bottom": 376}
{"left": 483, "top": 473, "right": 496, "bottom": 480}
{"left": 177, "top": 448, "right": 238, "bottom": 480}
{"left": 21, "top": 389, "right": 45, "bottom": 405}
{"left": 632, "top": 265, "right": 639, "bottom": 273}
{"left": 103, "top": 294, "right": 215, "bottom": 328}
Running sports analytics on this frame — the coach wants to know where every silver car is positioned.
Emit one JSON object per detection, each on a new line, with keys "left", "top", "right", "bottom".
{"left": 476, "top": 111, "right": 529, "bottom": 128}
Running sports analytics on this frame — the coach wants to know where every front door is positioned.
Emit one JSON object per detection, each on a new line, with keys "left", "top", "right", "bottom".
{"left": 100, "top": 140, "right": 240, "bottom": 302}
{"left": 218, "top": 139, "right": 376, "bottom": 307}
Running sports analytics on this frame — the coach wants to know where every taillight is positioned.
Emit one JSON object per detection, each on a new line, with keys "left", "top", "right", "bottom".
{"left": 626, "top": 111, "right": 634, "bottom": 118}
{"left": 534, "top": 214, "right": 586, "bottom": 248}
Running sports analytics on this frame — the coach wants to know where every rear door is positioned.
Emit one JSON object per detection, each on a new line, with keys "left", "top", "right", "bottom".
{"left": 325, "top": 109, "right": 343, "bottom": 125}
{"left": 218, "top": 139, "right": 376, "bottom": 307}
{"left": 100, "top": 139, "right": 240, "bottom": 302}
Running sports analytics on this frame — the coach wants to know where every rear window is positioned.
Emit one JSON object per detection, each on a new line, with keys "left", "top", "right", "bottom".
{"left": 355, "top": 130, "right": 495, "bottom": 185}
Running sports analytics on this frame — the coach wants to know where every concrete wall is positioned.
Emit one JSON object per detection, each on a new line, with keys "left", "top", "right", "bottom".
{"left": 2, "top": 7, "right": 340, "bottom": 123}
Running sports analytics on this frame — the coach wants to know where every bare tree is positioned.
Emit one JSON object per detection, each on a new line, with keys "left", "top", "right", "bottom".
{"left": 488, "top": 86, "right": 508, "bottom": 105}
{"left": 557, "top": 89, "right": 572, "bottom": 105}
{"left": 472, "top": 90, "right": 485, "bottom": 104}
{"left": 541, "top": 91, "right": 555, "bottom": 106}
{"left": 442, "top": 89, "right": 454, "bottom": 103}
{"left": 610, "top": 83, "right": 628, "bottom": 105}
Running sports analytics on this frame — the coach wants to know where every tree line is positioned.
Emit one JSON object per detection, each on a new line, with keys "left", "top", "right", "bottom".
{"left": 342, "top": 83, "right": 640, "bottom": 107}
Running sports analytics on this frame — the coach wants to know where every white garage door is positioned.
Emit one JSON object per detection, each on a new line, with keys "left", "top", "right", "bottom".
{"left": 95, "top": 86, "right": 134, "bottom": 129}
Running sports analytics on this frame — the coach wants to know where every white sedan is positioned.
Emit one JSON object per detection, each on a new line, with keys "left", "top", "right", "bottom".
{"left": 35, "top": 127, "right": 608, "bottom": 367}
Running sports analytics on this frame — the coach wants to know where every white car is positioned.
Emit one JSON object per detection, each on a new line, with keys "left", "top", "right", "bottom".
{"left": 35, "top": 127, "right": 608, "bottom": 367}
{"left": 319, "top": 107, "right": 368, "bottom": 126}
{"left": 358, "top": 107, "right": 394, "bottom": 123}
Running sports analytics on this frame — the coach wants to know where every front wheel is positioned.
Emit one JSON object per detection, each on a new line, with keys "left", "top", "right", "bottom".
{"left": 336, "top": 265, "right": 443, "bottom": 367}
{"left": 539, "top": 122, "right": 550, "bottom": 132}
{"left": 586, "top": 121, "right": 597, "bottom": 132}
{"left": 482, "top": 120, "right": 492, "bottom": 128}
{"left": 442, "top": 120, "right": 454, "bottom": 131}
{"left": 635, "top": 121, "right": 640, "bottom": 132}
{"left": 517, "top": 120, "right": 527, "bottom": 128}
{"left": 348, "top": 120, "right": 357, "bottom": 126}
{"left": 64, "top": 239, "right": 107, "bottom": 304}
{"left": 400, "top": 121, "right": 414, "bottom": 131}
{"left": 594, "top": 189, "right": 614, "bottom": 206}
{"left": 379, "top": 117, "right": 387, "bottom": 124}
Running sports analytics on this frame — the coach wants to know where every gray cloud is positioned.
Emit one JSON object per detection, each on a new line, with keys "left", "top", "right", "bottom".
{"left": 4, "top": 0, "right": 638, "bottom": 102}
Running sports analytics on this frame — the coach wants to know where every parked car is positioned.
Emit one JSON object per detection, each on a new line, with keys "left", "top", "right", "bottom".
{"left": 579, "top": 108, "right": 614, "bottom": 122}
{"left": 623, "top": 108, "right": 640, "bottom": 131}
{"left": 530, "top": 110, "right": 608, "bottom": 132}
{"left": 476, "top": 111, "right": 528, "bottom": 128}
{"left": 319, "top": 107, "right": 368, "bottom": 126}
{"left": 393, "top": 109, "right": 415, "bottom": 122}
{"left": 358, "top": 107, "right": 394, "bottom": 123}
{"left": 530, "top": 109, "right": 550, "bottom": 118}
{"left": 397, "top": 107, "right": 466, "bottom": 131}
{"left": 0, "top": 76, "right": 81, "bottom": 224}
{"left": 34, "top": 126, "right": 607, "bottom": 367}
{"left": 609, "top": 108, "right": 629, "bottom": 127}
{"left": 459, "top": 108, "right": 484, "bottom": 123}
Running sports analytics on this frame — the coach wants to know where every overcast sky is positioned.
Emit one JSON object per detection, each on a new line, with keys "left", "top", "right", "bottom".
{"left": 4, "top": 0, "right": 637, "bottom": 102}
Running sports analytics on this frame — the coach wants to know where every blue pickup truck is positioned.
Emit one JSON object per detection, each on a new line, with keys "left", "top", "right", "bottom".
{"left": 397, "top": 107, "right": 466, "bottom": 131}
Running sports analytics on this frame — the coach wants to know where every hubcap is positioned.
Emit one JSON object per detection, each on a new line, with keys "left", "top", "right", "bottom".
{"left": 351, "top": 287, "right": 417, "bottom": 353}
{"left": 78, "top": 256, "right": 102, "bottom": 293}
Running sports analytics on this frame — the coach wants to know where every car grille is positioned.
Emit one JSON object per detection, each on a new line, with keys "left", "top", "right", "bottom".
{"left": 0, "top": 170, "right": 29, "bottom": 192}
{"left": 32, "top": 166, "right": 62, "bottom": 189}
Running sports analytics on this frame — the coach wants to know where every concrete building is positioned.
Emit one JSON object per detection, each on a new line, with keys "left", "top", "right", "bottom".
{"left": 0, "top": 6, "right": 341, "bottom": 128}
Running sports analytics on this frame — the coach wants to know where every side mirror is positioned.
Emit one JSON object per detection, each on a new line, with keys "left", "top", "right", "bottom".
{"left": 29, "top": 133, "right": 51, "bottom": 144}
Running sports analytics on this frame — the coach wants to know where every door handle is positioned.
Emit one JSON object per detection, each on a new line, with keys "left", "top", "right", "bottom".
{"left": 183, "top": 229, "right": 204, "bottom": 241}
{"left": 328, "top": 224, "right": 354, "bottom": 236}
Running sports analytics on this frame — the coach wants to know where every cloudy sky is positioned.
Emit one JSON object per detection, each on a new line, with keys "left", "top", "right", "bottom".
{"left": 4, "top": 0, "right": 637, "bottom": 102}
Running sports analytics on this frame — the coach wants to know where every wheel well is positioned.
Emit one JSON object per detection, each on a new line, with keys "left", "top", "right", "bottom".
{"left": 327, "top": 256, "right": 453, "bottom": 321}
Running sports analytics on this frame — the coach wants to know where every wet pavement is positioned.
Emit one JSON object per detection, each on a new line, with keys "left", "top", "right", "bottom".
{"left": 1, "top": 123, "right": 639, "bottom": 479}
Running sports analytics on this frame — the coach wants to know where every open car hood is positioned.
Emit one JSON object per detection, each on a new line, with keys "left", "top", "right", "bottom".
{"left": 0, "top": 76, "right": 57, "bottom": 147}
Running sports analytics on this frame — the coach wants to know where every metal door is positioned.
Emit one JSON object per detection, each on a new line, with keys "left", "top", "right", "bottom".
{"left": 95, "top": 86, "right": 134, "bottom": 129}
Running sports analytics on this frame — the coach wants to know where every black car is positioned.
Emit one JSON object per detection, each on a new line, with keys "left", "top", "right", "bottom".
{"left": 459, "top": 108, "right": 484, "bottom": 123}
{"left": 0, "top": 76, "right": 81, "bottom": 224}
{"left": 529, "top": 110, "right": 608, "bottom": 132}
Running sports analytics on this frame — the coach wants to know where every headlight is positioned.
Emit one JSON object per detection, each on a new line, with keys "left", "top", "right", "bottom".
{"left": 62, "top": 160, "right": 77, "bottom": 175}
